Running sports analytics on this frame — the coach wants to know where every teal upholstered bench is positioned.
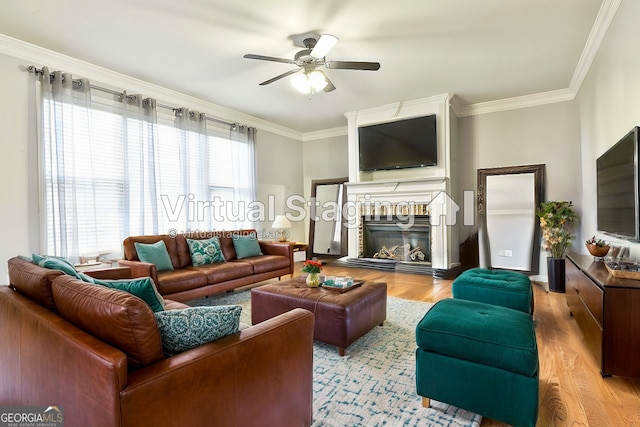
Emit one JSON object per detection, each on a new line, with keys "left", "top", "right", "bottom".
{"left": 416, "top": 298, "right": 539, "bottom": 427}
{"left": 452, "top": 268, "right": 533, "bottom": 314}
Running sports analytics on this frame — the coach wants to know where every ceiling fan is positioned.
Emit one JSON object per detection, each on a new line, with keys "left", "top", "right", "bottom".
{"left": 243, "top": 34, "right": 381, "bottom": 94}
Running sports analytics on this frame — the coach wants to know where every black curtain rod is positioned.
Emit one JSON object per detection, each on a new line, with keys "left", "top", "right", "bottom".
{"left": 26, "top": 65, "right": 234, "bottom": 127}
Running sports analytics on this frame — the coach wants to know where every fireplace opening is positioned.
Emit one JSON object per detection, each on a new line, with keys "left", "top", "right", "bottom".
{"left": 362, "top": 215, "right": 431, "bottom": 264}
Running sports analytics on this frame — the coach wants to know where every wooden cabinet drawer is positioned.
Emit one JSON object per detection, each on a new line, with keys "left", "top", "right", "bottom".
{"left": 577, "top": 274, "right": 603, "bottom": 326}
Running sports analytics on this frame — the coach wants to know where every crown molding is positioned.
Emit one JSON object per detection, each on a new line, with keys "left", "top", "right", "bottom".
{"left": 0, "top": 33, "right": 303, "bottom": 141}
{"left": 570, "top": 0, "right": 622, "bottom": 93}
{"left": 302, "top": 126, "right": 348, "bottom": 141}
{"left": 456, "top": 88, "right": 576, "bottom": 117}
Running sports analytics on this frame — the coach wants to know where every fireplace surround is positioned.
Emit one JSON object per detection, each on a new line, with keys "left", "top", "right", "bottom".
{"left": 344, "top": 93, "right": 461, "bottom": 277}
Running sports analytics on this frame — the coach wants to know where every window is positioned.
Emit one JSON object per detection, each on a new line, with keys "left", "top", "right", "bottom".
{"left": 39, "top": 83, "right": 256, "bottom": 261}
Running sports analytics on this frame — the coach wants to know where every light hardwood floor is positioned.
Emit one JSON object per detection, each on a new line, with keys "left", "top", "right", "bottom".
{"left": 293, "top": 261, "right": 640, "bottom": 427}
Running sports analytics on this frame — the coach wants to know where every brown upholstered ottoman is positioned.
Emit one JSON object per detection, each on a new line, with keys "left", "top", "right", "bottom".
{"left": 251, "top": 277, "right": 387, "bottom": 356}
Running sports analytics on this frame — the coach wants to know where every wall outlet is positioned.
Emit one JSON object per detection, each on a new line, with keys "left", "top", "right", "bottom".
{"left": 505, "top": 250, "right": 513, "bottom": 257}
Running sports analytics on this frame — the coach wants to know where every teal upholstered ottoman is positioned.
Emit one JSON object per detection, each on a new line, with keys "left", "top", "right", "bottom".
{"left": 416, "top": 298, "right": 539, "bottom": 427}
{"left": 452, "top": 268, "right": 533, "bottom": 314}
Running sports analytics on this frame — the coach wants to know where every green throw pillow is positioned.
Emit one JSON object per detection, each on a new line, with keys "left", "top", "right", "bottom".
{"left": 37, "top": 256, "right": 82, "bottom": 278}
{"left": 186, "top": 237, "right": 225, "bottom": 266}
{"left": 232, "top": 233, "right": 263, "bottom": 259}
{"left": 154, "top": 305, "right": 242, "bottom": 356}
{"left": 93, "top": 277, "right": 165, "bottom": 313}
{"left": 134, "top": 240, "right": 174, "bottom": 272}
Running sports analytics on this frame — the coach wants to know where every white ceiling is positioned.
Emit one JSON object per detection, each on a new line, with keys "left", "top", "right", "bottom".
{"left": 0, "top": 0, "right": 606, "bottom": 133}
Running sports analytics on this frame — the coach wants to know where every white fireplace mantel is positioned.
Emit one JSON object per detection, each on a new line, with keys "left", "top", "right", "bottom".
{"left": 344, "top": 94, "right": 460, "bottom": 272}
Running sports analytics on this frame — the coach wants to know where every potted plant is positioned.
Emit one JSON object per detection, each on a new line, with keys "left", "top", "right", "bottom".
{"left": 537, "top": 201, "right": 578, "bottom": 292}
{"left": 301, "top": 260, "right": 323, "bottom": 287}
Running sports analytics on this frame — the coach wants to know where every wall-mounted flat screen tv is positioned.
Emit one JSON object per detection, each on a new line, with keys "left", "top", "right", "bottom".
{"left": 596, "top": 126, "right": 640, "bottom": 241}
{"left": 358, "top": 115, "right": 437, "bottom": 171}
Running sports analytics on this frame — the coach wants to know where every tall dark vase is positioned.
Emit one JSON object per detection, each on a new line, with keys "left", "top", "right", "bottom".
{"left": 547, "top": 257, "right": 566, "bottom": 293}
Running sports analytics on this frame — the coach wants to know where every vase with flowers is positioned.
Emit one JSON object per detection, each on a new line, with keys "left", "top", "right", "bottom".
{"left": 301, "top": 260, "right": 323, "bottom": 287}
{"left": 537, "top": 201, "right": 578, "bottom": 293}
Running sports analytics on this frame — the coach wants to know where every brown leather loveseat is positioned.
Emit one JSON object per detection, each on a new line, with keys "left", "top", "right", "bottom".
{"left": 0, "top": 257, "right": 314, "bottom": 427}
{"left": 120, "top": 229, "right": 293, "bottom": 302}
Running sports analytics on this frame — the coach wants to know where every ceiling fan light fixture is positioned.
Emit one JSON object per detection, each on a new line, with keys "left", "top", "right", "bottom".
{"left": 308, "top": 70, "right": 328, "bottom": 91}
{"left": 291, "top": 71, "right": 328, "bottom": 94}
{"left": 310, "top": 34, "right": 338, "bottom": 58}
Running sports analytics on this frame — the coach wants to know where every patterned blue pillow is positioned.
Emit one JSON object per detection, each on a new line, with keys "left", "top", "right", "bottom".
{"left": 154, "top": 305, "right": 242, "bottom": 356}
{"left": 186, "top": 237, "right": 225, "bottom": 266}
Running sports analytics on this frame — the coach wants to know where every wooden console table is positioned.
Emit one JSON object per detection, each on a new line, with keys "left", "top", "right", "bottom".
{"left": 565, "top": 253, "right": 640, "bottom": 378}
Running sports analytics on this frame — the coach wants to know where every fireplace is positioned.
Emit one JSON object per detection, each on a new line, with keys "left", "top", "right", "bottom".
{"left": 362, "top": 215, "right": 431, "bottom": 263}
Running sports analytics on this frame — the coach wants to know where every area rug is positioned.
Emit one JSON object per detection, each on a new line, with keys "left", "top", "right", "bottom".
{"left": 188, "top": 290, "right": 482, "bottom": 427}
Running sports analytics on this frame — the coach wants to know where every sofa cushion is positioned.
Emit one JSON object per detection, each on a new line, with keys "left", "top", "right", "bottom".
{"left": 52, "top": 275, "right": 165, "bottom": 369}
{"left": 8, "top": 256, "right": 63, "bottom": 311}
{"left": 135, "top": 241, "right": 174, "bottom": 272}
{"left": 238, "top": 255, "right": 291, "bottom": 274}
{"left": 187, "top": 261, "right": 253, "bottom": 284}
{"left": 186, "top": 237, "right": 225, "bottom": 266}
{"left": 154, "top": 305, "right": 242, "bottom": 356}
{"left": 91, "top": 277, "right": 165, "bottom": 313}
{"left": 232, "top": 233, "right": 263, "bottom": 259}
{"left": 155, "top": 269, "right": 208, "bottom": 295}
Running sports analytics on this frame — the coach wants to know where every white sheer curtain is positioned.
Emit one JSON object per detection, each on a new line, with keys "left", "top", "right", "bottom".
{"left": 39, "top": 68, "right": 95, "bottom": 261}
{"left": 229, "top": 124, "right": 257, "bottom": 229}
{"left": 37, "top": 68, "right": 258, "bottom": 260}
{"left": 121, "top": 91, "right": 161, "bottom": 236}
{"left": 172, "top": 108, "right": 211, "bottom": 231}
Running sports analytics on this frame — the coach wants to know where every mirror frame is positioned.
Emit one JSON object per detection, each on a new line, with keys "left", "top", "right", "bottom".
{"left": 477, "top": 164, "right": 545, "bottom": 275}
{"left": 307, "top": 177, "right": 349, "bottom": 260}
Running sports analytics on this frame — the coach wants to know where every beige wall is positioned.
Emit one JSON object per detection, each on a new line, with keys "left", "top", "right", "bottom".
{"left": 0, "top": 53, "right": 38, "bottom": 281}
{"left": 255, "top": 130, "right": 305, "bottom": 242}
{"left": 301, "top": 135, "right": 349, "bottom": 242}
{"left": 576, "top": 0, "right": 640, "bottom": 258}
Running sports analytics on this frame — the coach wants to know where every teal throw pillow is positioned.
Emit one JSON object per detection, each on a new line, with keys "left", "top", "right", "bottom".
{"left": 134, "top": 241, "right": 174, "bottom": 272}
{"left": 232, "top": 233, "right": 263, "bottom": 259}
{"left": 186, "top": 237, "right": 225, "bottom": 266}
{"left": 93, "top": 277, "right": 165, "bottom": 313}
{"left": 37, "top": 256, "right": 82, "bottom": 279}
{"left": 154, "top": 305, "right": 242, "bottom": 356}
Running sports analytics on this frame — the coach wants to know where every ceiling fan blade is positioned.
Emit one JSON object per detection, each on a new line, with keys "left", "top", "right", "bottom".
{"left": 318, "top": 71, "right": 336, "bottom": 92}
{"left": 325, "top": 61, "right": 381, "bottom": 71}
{"left": 259, "top": 69, "right": 300, "bottom": 86}
{"left": 310, "top": 34, "right": 338, "bottom": 58}
{"left": 243, "top": 54, "right": 296, "bottom": 65}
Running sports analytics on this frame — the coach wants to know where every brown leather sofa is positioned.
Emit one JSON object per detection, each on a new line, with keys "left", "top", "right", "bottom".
{"left": 120, "top": 229, "right": 293, "bottom": 302}
{"left": 0, "top": 257, "right": 314, "bottom": 427}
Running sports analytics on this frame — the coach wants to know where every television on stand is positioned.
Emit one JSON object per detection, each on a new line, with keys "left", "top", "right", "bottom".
{"left": 596, "top": 126, "right": 640, "bottom": 241}
{"left": 357, "top": 115, "right": 437, "bottom": 171}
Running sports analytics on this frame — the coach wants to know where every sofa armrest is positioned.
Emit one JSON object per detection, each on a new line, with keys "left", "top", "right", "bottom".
{"left": 259, "top": 241, "right": 294, "bottom": 275}
{"left": 0, "top": 287, "right": 128, "bottom": 427}
{"left": 118, "top": 259, "right": 158, "bottom": 284}
{"left": 120, "top": 308, "right": 314, "bottom": 427}
{"left": 259, "top": 241, "right": 291, "bottom": 257}
{"left": 84, "top": 266, "right": 132, "bottom": 280}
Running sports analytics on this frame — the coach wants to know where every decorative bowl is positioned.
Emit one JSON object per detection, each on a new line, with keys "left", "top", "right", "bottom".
{"left": 586, "top": 243, "right": 610, "bottom": 258}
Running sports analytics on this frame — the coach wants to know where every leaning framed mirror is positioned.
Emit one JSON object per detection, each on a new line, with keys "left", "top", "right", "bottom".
{"left": 477, "top": 164, "right": 545, "bottom": 274}
{"left": 307, "top": 177, "right": 349, "bottom": 260}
